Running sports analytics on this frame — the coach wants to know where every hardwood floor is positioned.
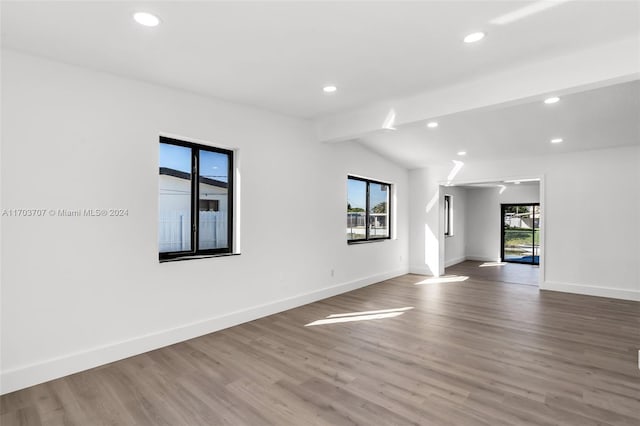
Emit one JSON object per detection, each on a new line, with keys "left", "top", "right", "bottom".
{"left": 446, "top": 260, "right": 539, "bottom": 286}
{"left": 2, "top": 262, "right": 639, "bottom": 425}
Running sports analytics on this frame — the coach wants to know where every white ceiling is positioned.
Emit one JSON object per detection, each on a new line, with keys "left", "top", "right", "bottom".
{"left": 357, "top": 80, "right": 640, "bottom": 168}
{"left": 2, "top": 1, "right": 639, "bottom": 118}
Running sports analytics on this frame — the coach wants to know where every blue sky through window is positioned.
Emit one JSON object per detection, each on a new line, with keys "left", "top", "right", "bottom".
{"left": 159, "top": 143, "right": 190, "bottom": 173}
{"left": 370, "top": 183, "right": 388, "bottom": 211}
{"left": 199, "top": 150, "right": 228, "bottom": 182}
{"left": 348, "top": 179, "right": 366, "bottom": 209}
{"left": 348, "top": 179, "right": 388, "bottom": 211}
{"left": 160, "top": 143, "right": 229, "bottom": 183}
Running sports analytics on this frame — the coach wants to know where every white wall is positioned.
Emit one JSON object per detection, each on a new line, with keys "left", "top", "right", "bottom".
{"left": 409, "top": 146, "right": 640, "bottom": 301}
{"left": 443, "top": 186, "right": 467, "bottom": 267}
{"left": 409, "top": 165, "right": 447, "bottom": 276}
{"left": 465, "top": 184, "right": 539, "bottom": 262}
{"left": 0, "top": 50, "right": 409, "bottom": 393}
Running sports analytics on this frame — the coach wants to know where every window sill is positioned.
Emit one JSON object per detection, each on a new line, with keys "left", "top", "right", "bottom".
{"left": 160, "top": 252, "right": 241, "bottom": 263}
{"left": 348, "top": 238, "right": 389, "bottom": 245}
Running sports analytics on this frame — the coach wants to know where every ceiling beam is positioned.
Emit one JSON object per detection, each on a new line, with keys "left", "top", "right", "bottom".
{"left": 314, "top": 36, "right": 640, "bottom": 143}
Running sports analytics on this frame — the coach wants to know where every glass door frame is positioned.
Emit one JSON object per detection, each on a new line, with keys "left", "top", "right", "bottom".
{"left": 500, "top": 203, "right": 540, "bottom": 265}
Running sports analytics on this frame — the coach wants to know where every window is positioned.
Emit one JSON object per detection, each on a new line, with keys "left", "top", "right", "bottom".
{"left": 501, "top": 203, "right": 540, "bottom": 265}
{"left": 444, "top": 194, "right": 452, "bottom": 236}
{"left": 347, "top": 176, "right": 391, "bottom": 243}
{"left": 158, "top": 136, "right": 234, "bottom": 260}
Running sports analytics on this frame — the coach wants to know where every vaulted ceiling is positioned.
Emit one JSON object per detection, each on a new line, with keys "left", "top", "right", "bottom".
{"left": 357, "top": 80, "right": 640, "bottom": 168}
{"left": 2, "top": 1, "right": 639, "bottom": 166}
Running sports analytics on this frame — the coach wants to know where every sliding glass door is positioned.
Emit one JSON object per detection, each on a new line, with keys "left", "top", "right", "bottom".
{"left": 501, "top": 203, "right": 540, "bottom": 265}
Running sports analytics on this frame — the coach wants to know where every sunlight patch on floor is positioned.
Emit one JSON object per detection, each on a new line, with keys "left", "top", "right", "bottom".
{"left": 479, "top": 262, "right": 507, "bottom": 267}
{"left": 305, "top": 307, "right": 414, "bottom": 327}
{"left": 415, "top": 275, "right": 469, "bottom": 285}
{"left": 327, "top": 306, "right": 414, "bottom": 319}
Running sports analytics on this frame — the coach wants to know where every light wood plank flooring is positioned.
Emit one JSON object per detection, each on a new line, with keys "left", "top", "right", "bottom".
{"left": 446, "top": 260, "right": 539, "bottom": 286}
{"left": 2, "top": 261, "right": 639, "bottom": 425}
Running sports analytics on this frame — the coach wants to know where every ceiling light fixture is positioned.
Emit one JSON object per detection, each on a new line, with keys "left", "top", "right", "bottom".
{"left": 457, "top": 151, "right": 467, "bottom": 156}
{"left": 464, "top": 32, "right": 485, "bottom": 43}
{"left": 544, "top": 96, "right": 560, "bottom": 104}
{"left": 551, "top": 138, "right": 563, "bottom": 143}
{"left": 427, "top": 121, "right": 438, "bottom": 128}
{"left": 133, "top": 12, "right": 160, "bottom": 27}
{"left": 323, "top": 85, "right": 337, "bottom": 93}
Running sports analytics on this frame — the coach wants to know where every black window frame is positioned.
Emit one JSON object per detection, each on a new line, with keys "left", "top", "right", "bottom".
{"left": 159, "top": 136, "right": 234, "bottom": 261}
{"left": 500, "top": 203, "right": 540, "bottom": 265}
{"left": 444, "top": 194, "right": 452, "bottom": 237}
{"left": 347, "top": 175, "right": 392, "bottom": 244}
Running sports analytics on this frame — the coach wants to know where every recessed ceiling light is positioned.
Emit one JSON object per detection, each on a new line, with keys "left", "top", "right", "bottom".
{"left": 464, "top": 32, "right": 485, "bottom": 43}
{"left": 134, "top": 12, "right": 160, "bottom": 27}
{"left": 323, "top": 85, "right": 337, "bottom": 93}
{"left": 427, "top": 121, "right": 438, "bottom": 128}
{"left": 457, "top": 151, "right": 467, "bottom": 156}
{"left": 544, "top": 96, "right": 560, "bottom": 104}
{"left": 551, "top": 138, "right": 563, "bottom": 143}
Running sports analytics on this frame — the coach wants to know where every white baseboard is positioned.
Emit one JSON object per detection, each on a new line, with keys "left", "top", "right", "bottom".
{"left": 0, "top": 267, "right": 408, "bottom": 395}
{"left": 541, "top": 281, "right": 640, "bottom": 301}
{"left": 444, "top": 256, "right": 467, "bottom": 268}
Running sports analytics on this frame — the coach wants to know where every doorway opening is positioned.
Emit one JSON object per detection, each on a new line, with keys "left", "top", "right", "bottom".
{"left": 501, "top": 203, "right": 540, "bottom": 265}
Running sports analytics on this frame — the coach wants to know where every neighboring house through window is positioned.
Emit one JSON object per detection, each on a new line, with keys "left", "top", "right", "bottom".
{"left": 199, "top": 199, "right": 220, "bottom": 212}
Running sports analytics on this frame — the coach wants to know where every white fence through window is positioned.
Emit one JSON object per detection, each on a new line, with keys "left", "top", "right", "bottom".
{"left": 159, "top": 211, "right": 227, "bottom": 252}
